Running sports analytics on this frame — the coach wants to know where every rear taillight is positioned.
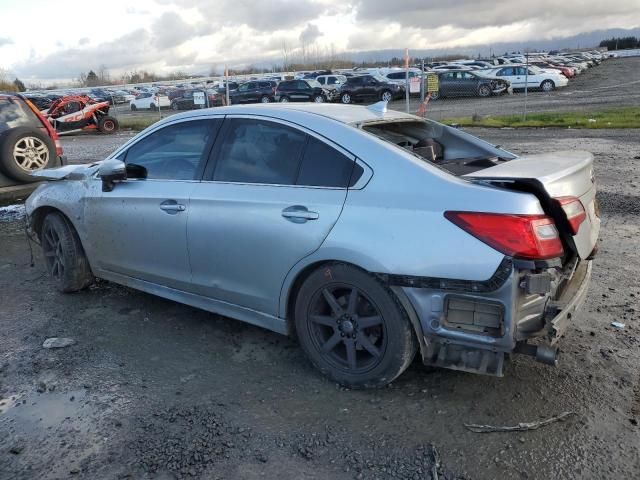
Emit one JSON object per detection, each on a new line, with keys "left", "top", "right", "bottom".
{"left": 555, "top": 196, "right": 586, "bottom": 235}
{"left": 444, "top": 211, "right": 564, "bottom": 260}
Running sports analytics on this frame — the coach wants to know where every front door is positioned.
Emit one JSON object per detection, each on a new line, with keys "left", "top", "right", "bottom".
{"left": 188, "top": 116, "right": 357, "bottom": 316}
{"left": 86, "top": 118, "right": 221, "bottom": 291}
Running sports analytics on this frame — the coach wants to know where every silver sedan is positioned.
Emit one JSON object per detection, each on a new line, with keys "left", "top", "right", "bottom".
{"left": 26, "top": 103, "right": 599, "bottom": 387}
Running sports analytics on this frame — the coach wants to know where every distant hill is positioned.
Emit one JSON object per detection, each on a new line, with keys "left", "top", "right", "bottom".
{"left": 340, "top": 27, "right": 640, "bottom": 63}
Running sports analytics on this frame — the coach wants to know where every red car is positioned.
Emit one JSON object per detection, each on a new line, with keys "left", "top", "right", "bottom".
{"left": 0, "top": 93, "right": 64, "bottom": 187}
{"left": 531, "top": 61, "right": 575, "bottom": 79}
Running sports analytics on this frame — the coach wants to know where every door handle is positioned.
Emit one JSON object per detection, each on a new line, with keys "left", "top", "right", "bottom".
{"left": 282, "top": 205, "right": 319, "bottom": 223}
{"left": 159, "top": 200, "right": 186, "bottom": 214}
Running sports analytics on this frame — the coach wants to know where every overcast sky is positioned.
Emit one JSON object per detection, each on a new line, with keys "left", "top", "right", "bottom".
{"left": 1, "top": 0, "right": 639, "bottom": 83}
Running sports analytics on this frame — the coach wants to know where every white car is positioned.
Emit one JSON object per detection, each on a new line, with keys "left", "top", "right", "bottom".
{"left": 130, "top": 93, "right": 171, "bottom": 111}
{"left": 315, "top": 74, "right": 347, "bottom": 90}
{"left": 481, "top": 65, "right": 568, "bottom": 91}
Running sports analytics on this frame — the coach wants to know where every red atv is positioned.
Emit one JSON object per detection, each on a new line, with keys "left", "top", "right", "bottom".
{"left": 42, "top": 95, "right": 119, "bottom": 135}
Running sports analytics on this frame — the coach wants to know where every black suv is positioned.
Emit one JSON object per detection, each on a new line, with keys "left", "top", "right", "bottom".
{"left": 230, "top": 81, "right": 278, "bottom": 104}
{"left": 170, "top": 90, "right": 224, "bottom": 110}
{"left": 337, "top": 74, "right": 403, "bottom": 104}
{"left": 274, "top": 80, "right": 334, "bottom": 103}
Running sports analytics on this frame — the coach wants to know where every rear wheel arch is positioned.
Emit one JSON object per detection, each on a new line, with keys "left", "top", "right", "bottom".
{"left": 284, "top": 260, "right": 424, "bottom": 355}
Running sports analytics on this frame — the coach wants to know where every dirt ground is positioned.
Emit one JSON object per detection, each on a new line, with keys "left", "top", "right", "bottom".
{"left": 1, "top": 127, "right": 639, "bottom": 480}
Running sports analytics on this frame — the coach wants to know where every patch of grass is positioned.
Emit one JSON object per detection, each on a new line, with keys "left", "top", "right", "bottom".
{"left": 118, "top": 116, "right": 161, "bottom": 131}
{"left": 442, "top": 107, "right": 640, "bottom": 129}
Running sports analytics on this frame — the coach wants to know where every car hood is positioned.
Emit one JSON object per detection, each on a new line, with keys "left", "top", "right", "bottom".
{"left": 30, "top": 162, "right": 99, "bottom": 180}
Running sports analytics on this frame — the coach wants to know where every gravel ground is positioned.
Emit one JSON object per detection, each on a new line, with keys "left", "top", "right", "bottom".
{"left": 108, "top": 57, "right": 640, "bottom": 123}
{"left": 1, "top": 128, "right": 639, "bottom": 480}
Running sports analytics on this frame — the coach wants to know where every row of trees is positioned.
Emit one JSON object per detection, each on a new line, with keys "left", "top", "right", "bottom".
{"left": 0, "top": 68, "right": 26, "bottom": 92}
{"left": 599, "top": 36, "right": 639, "bottom": 50}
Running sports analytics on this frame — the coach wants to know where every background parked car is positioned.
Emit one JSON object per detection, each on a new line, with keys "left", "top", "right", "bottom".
{"left": 171, "top": 89, "right": 223, "bottom": 109}
{"left": 430, "top": 70, "right": 511, "bottom": 99}
{"left": 314, "top": 75, "right": 346, "bottom": 91}
{"left": 130, "top": 93, "right": 171, "bottom": 110}
{"left": 0, "top": 93, "right": 64, "bottom": 186}
{"left": 274, "top": 80, "right": 334, "bottom": 103}
{"left": 482, "top": 65, "right": 568, "bottom": 91}
{"left": 337, "top": 74, "right": 404, "bottom": 104}
{"left": 229, "top": 81, "right": 278, "bottom": 104}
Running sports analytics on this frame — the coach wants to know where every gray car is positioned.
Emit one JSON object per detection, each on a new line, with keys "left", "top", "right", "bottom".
{"left": 26, "top": 103, "right": 599, "bottom": 388}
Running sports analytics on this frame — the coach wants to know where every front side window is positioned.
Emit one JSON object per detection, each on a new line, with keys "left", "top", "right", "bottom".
{"left": 124, "top": 120, "right": 219, "bottom": 180}
{"left": 213, "top": 119, "right": 306, "bottom": 185}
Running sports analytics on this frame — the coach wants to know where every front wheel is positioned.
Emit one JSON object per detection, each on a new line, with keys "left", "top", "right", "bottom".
{"left": 381, "top": 90, "right": 392, "bottom": 102}
{"left": 150, "top": 103, "right": 156, "bottom": 110}
{"left": 130, "top": 104, "right": 137, "bottom": 111}
{"left": 261, "top": 95, "right": 271, "bottom": 103}
{"left": 340, "top": 93, "right": 351, "bottom": 104}
{"left": 171, "top": 101, "right": 179, "bottom": 110}
{"left": 313, "top": 94, "right": 325, "bottom": 103}
{"left": 478, "top": 84, "right": 491, "bottom": 97}
{"left": 541, "top": 80, "right": 555, "bottom": 92}
{"left": 279, "top": 96, "right": 289, "bottom": 103}
{"left": 294, "top": 263, "right": 417, "bottom": 388}
{"left": 40, "top": 212, "right": 94, "bottom": 293}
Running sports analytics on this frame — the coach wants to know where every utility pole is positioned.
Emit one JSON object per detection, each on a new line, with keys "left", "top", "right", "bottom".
{"left": 523, "top": 53, "right": 529, "bottom": 121}
{"left": 404, "top": 48, "right": 410, "bottom": 113}
{"left": 225, "top": 65, "right": 230, "bottom": 106}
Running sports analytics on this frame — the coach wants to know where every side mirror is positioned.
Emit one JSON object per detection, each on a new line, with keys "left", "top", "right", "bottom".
{"left": 98, "top": 159, "right": 126, "bottom": 192}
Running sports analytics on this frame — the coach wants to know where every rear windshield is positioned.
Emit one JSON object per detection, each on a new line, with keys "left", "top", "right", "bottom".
{"left": 0, "top": 98, "right": 41, "bottom": 132}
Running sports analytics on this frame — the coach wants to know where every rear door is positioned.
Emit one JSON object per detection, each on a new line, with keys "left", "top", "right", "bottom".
{"left": 187, "top": 116, "right": 357, "bottom": 315}
{"left": 85, "top": 118, "right": 221, "bottom": 290}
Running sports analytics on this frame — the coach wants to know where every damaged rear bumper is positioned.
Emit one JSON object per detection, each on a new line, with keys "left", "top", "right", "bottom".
{"left": 384, "top": 258, "right": 592, "bottom": 376}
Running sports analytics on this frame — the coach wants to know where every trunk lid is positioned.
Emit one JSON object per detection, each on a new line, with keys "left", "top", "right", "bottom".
{"left": 465, "top": 150, "right": 600, "bottom": 259}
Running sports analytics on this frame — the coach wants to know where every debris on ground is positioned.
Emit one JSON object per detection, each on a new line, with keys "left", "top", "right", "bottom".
{"left": 464, "top": 412, "right": 576, "bottom": 433}
{"left": 611, "top": 322, "right": 626, "bottom": 329}
{"left": 42, "top": 337, "right": 76, "bottom": 349}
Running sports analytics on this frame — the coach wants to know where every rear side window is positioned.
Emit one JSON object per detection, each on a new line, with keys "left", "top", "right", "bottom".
{"left": 278, "top": 81, "right": 293, "bottom": 90}
{"left": 124, "top": 119, "right": 219, "bottom": 180}
{"left": 0, "top": 98, "right": 41, "bottom": 132}
{"left": 213, "top": 119, "right": 306, "bottom": 185}
{"left": 297, "top": 137, "right": 355, "bottom": 188}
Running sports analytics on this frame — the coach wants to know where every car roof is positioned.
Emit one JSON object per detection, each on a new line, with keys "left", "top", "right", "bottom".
{"left": 164, "top": 103, "right": 418, "bottom": 126}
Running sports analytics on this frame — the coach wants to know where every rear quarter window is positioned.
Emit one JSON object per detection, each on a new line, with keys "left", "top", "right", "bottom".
{"left": 0, "top": 98, "right": 41, "bottom": 132}
{"left": 297, "top": 137, "right": 358, "bottom": 188}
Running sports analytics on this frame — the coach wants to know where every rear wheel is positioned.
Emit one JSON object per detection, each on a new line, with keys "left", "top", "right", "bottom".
{"left": 171, "top": 101, "right": 179, "bottom": 110}
{"left": 541, "top": 80, "right": 555, "bottom": 92}
{"left": 0, "top": 127, "right": 56, "bottom": 183}
{"left": 430, "top": 90, "right": 441, "bottom": 100}
{"left": 313, "top": 94, "right": 325, "bottom": 103}
{"left": 381, "top": 90, "right": 392, "bottom": 102}
{"left": 97, "top": 116, "right": 119, "bottom": 134}
{"left": 150, "top": 103, "right": 156, "bottom": 109}
{"left": 40, "top": 212, "right": 94, "bottom": 293}
{"left": 130, "top": 104, "right": 137, "bottom": 111}
{"left": 261, "top": 95, "right": 271, "bottom": 103}
{"left": 279, "top": 96, "right": 289, "bottom": 103}
{"left": 294, "top": 263, "right": 417, "bottom": 388}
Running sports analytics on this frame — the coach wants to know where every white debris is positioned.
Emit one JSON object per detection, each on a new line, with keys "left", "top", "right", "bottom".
{"left": 0, "top": 204, "right": 26, "bottom": 222}
{"left": 42, "top": 337, "right": 76, "bottom": 349}
{"left": 611, "top": 322, "right": 626, "bottom": 330}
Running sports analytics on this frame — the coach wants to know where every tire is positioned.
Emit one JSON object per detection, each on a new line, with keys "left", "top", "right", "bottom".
{"left": 130, "top": 104, "right": 137, "bottom": 111}
{"left": 150, "top": 103, "right": 156, "bottom": 110}
{"left": 541, "top": 80, "right": 555, "bottom": 92}
{"left": 171, "top": 101, "right": 179, "bottom": 110}
{"left": 478, "top": 84, "right": 491, "bottom": 97}
{"left": 381, "top": 90, "right": 392, "bottom": 102}
{"left": 430, "top": 91, "right": 440, "bottom": 100}
{"left": 294, "top": 263, "right": 417, "bottom": 388}
{"left": 313, "top": 95, "right": 325, "bottom": 103}
{"left": 279, "top": 96, "right": 289, "bottom": 103}
{"left": 40, "top": 212, "right": 94, "bottom": 293}
{"left": 340, "top": 92, "right": 351, "bottom": 104}
{"left": 260, "top": 95, "right": 271, "bottom": 103}
{"left": 0, "top": 127, "right": 56, "bottom": 183}
{"left": 97, "top": 116, "right": 119, "bottom": 134}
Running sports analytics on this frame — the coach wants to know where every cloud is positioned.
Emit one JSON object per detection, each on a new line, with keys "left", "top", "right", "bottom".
{"left": 158, "top": 0, "right": 326, "bottom": 31}
{"left": 151, "top": 11, "right": 205, "bottom": 49}
{"left": 299, "top": 23, "right": 322, "bottom": 44}
{"left": 78, "top": 37, "right": 90, "bottom": 46}
{"left": 0, "top": 37, "right": 13, "bottom": 47}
